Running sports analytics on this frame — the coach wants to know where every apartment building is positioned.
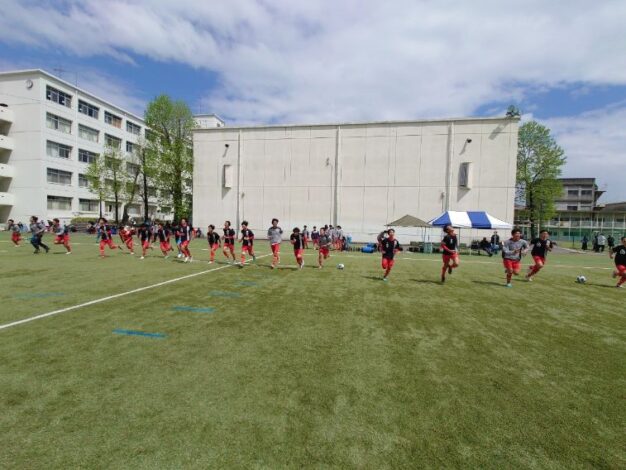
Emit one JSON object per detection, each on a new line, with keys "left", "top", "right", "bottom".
{"left": 0, "top": 69, "right": 163, "bottom": 226}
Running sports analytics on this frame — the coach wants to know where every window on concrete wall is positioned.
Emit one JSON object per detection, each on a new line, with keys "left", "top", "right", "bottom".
{"left": 567, "top": 205, "right": 578, "bottom": 211}
{"left": 46, "top": 113, "right": 72, "bottom": 134}
{"left": 46, "top": 85, "right": 72, "bottom": 108}
{"left": 126, "top": 121, "right": 141, "bottom": 135}
{"left": 79, "top": 198, "right": 99, "bottom": 211}
{"left": 78, "top": 174, "right": 89, "bottom": 188}
{"left": 223, "top": 165, "right": 233, "bottom": 188}
{"left": 47, "top": 168, "right": 72, "bottom": 185}
{"left": 79, "top": 125, "right": 99, "bottom": 143}
{"left": 126, "top": 141, "right": 135, "bottom": 154}
{"left": 104, "top": 134, "right": 122, "bottom": 149}
{"left": 459, "top": 162, "right": 472, "bottom": 189}
{"left": 78, "top": 100, "right": 99, "bottom": 119}
{"left": 567, "top": 189, "right": 579, "bottom": 197}
{"left": 47, "top": 195, "right": 72, "bottom": 210}
{"left": 47, "top": 141, "right": 72, "bottom": 159}
{"left": 78, "top": 149, "right": 98, "bottom": 164}
{"left": 104, "top": 111, "right": 122, "bottom": 128}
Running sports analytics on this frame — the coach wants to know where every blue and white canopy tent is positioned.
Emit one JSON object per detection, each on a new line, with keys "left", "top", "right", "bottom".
{"left": 428, "top": 211, "right": 512, "bottom": 229}
{"left": 428, "top": 211, "right": 512, "bottom": 254}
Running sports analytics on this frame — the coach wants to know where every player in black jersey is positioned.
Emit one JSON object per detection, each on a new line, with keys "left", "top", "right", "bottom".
{"left": 207, "top": 225, "right": 220, "bottom": 264}
{"left": 440, "top": 225, "right": 459, "bottom": 283}
{"left": 380, "top": 228, "right": 402, "bottom": 281}
{"left": 179, "top": 218, "right": 193, "bottom": 262}
{"left": 239, "top": 221, "right": 256, "bottom": 265}
{"left": 222, "top": 221, "right": 237, "bottom": 264}
{"left": 154, "top": 222, "right": 173, "bottom": 258}
{"left": 526, "top": 230, "right": 552, "bottom": 281}
{"left": 290, "top": 227, "right": 305, "bottom": 269}
{"left": 137, "top": 224, "right": 152, "bottom": 260}
{"left": 610, "top": 236, "right": 626, "bottom": 288}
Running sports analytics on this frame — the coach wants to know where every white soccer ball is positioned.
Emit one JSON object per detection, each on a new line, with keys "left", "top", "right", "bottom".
{"left": 576, "top": 275, "right": 587, "bottom": 284}
{"left": 337, "top": 263, "right": 345, "bottom": 270}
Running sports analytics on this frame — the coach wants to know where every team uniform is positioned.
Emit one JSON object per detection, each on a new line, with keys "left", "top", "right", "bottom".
{"left": 611, "top": 245, "right": 626, "bottom": 287}
{"left": 138, "top": 227, "right": 152, "bottom": 258}
{"left": 53, "top": 223, "right": 71, "bottom": 253}
{"left": 502, "top": 238, "right": 529, "bottom": 286}
{"left": 302, "top": 228, "right": 310, "bottom": 249}
{"left": 311, "top": 229, "right": 320, "bottom": 248}
{"left": 207, "top": 231, "right": 220, "bottom": 263}
{"left": 380, "top": 237, "right": 402, "bottom": 280}
{"left": 30, "top": 220, "right": 49, "bottom": 254}
{"left": 223, "top": 227, "right": 236, "bottom": 261}
{"left": 155, "top": 227, "right": 173, "bottom": 257}
{"left": 9, "top": 223, "right": 22, "bottom": 246}
{"left": 119, "top": 227, "right": 136, "bottom": 253}
{"left": 240, "top": 228, "right": 255, "bottom": 264}
{"left": 291, "top": 232, "right": 305, "bottom": 268}
{"left": 527, "top": 237, "right": 552, "bottom": 280}
{"left": 179, "top": 224, "right": 193, "bottom": 261}
{"left": 440, "top": 233, "right": 459, "bottom": 281}
{"left": 267, "top": 226, "right": 283, "bottom": 268}
{"left": 317, "top": 233, "right": 331, "bottom": 268}
{"left": 98, "top": 224, "right": 118, "bottom": 256}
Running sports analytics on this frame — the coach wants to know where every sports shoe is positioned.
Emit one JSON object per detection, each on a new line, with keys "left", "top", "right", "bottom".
{"left": 382, "top": 277, "right": 388, "bottom": 282}
{"left": 177, "top": 253, "right": 183, "bottom": 259}
{"left": 526, "top": 276, "right": 533, "bottom": 282}
{"left": 66, "top": 251, "right": 72, "bottom": 255}
{"left": 506, "top": 283, "right": 512, "bottom": 288}
{"left": 441, "top": 274, "right": 445, "bottom": 283}
{"left": 130, "top": 251, "right": 135, "bottom": 255}
{"left": 208, "top": 260, "right": 214, "bottom": 264}
{"left": 44, "top": 247, "right": 49, "bottom": 253}
{"left": 183, "top": 257, "right": 189, "bottom": 263}
{"left": 617, "top": 284, "right": 624, "bottom": 288}
{"left": 33, "top": 250, "right": 40, "bottom": 254}
{"left": 140, "top": 256, "right": 145, "bottom": 260}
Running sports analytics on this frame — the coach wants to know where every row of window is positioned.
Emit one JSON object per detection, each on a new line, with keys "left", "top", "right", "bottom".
{"left": 46, "top": 112, "right": 138, "bottom": 150}
{"left": 47, "top": 196, "right": 163, "bottom": 213}
{"left": 47, "top": 167, "right": 157, "bottom": 196}
{"left": 566, "top": 189, "right": 593, "bottom": 197}
{"left": 46, "top": 85, "right": 142, "bottom": 134}
{"left": 46, "top": 138, "right": 136, "bottom": 161}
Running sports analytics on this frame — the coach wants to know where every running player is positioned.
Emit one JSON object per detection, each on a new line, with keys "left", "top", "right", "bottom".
{"left": 179, "top": 218, "right": 193, "bottom": 262}
{"left": 610, "top": 236, "right": 626, "bottom": 288}
{"left": 8, "top": 219, "right": 22, "bottom": 246}
{"left": 239, "top": 221, "right": 256, "bottom": 265}
{"left": 380, "top": 228, "right": 402, "bottom": 281}
{"left": 207, "top": 225, "right": 220, "bottom": 264}
{"left": 119, "top": 225, "right": 136, "bottom": 254}
{"left": 29, "top": 216, "right": 49, "bottom": 254}
{"left": 317, "top": 227, "right": 332, "bottom": 269}
{"left": 335, "top": 225, "right": 344, "bottom": 251}
{"left": 502, "top": 228, "right": 529, "bottom": 287}
{"left": 526, "top": 230, "right": 552, "bottom": 281}
{"left": 171, "top": 221, "right": 183, "bottom": 259}
{"left": 154, "top": 222, "right": 173, "bottom": 258}
{"left": 52, "top": 218, "right": 71, "bottom": 254}
{"left": 222, "top": 221, "right": 237, "bottom": 263}
{"left": 302, "top": 225, "right": 310, "bottom": 249}
{"left": 97, "top": 218, "right": 118, "bottom": 257}
{"left": 267, "top": 218, "right": 283, "bottom": 269}
{"left": 440, "top": 225, "right": 459, "bottom": 283}
{"left": 137, "top": 223, "right": 152, "bottom": 259}
{"left": 290, "top": 227, "right": 305, "bottom": 269}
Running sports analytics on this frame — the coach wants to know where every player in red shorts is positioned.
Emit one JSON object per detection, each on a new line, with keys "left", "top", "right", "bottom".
{"left": 290, "top": 227, "right": 305, "bottom": 269}
{"left": 380, "top": 228, "right": 402, "bottom": 281}
{"left": 317, "top": 227, "right": 332, "bottom": 269}
{"left": 8, "top": 219, "right": 22, "bottom": 246}
{"left": 179, "top": 218, "right": 193, "bottom": 262}
{"left": 51, "top": 218, "right": 72, "bottom": 254}
{"left": 222, "top": 221, "right": 237, "bottom": 264}
{"left": 502, "top": 227, "right": 529, "bottom": 287}
{"left": 440, "top": 224, "right": 460, "bottom": 283}
{"left": 526, "top": 230, "right": 552, "bottom": 281}
{"left": 119, "top": 225, "right": 136, "bottom": 254}
{"left": 267, "top": 218, "right": 283, "bottom": 269}
{"left": 137, "top": 224, "right": 152, "bottom": 259}
{"left": 239, "top": 221, "right": 256, "bottom": 266}
{"left": 207, "top": 225, "right": 220, "bottom": 264}
{"left": 97, "top": 218, "right": 118, "bottom": 257}
{"left": 610, "top": 236, "right": 626, "bottom": 288}
{"left": 154, "top": 223, "right": 173, "bottom": 258}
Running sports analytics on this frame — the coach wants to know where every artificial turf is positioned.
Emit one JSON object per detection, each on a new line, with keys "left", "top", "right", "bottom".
{"left": 0, "top": 233, "right": 624, "bottom": 468}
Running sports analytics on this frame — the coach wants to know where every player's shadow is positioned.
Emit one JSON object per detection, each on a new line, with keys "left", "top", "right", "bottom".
{"left": 410, "top": 279, "right": 443, "bottom": 285}
{"left": 471, "top": 280, "right": 506, "bottom": 287}
{"left": 362, "top": 275, "right": 384, "bottom": 281}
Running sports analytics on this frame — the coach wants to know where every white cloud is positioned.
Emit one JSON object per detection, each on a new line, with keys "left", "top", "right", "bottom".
{"left": 544, "top": 103, "right": 626, "bottom": 203}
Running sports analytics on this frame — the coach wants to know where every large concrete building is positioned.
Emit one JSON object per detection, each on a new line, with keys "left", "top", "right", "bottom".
{"left": 0, "top": 69, "right": 157, "bottom": 226}
{"left": 193, "top": 117, "right": 520, "bottom": 242}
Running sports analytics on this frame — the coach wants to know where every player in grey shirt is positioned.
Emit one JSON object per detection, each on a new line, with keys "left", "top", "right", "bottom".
{"left": 502, "top": 228, "right": 529, "bottom": 287}
{"left": 268, "top": 218, "right": 283, "bottom": 269}
{"left": 29, "top": 215, "right": 49, "bottom": 254}
{"left": 317, "top": 228, "right": 332, "bottom": 269}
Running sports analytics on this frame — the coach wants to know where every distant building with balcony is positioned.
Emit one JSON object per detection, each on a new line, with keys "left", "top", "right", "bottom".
{"left": 0, "top": 69, "right": 165, "bottom": 226}
{"left": 515, "top": 177, "right": 626, "bottom": 241}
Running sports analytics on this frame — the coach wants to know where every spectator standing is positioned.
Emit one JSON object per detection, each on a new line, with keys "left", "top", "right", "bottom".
{"left": 597, "top": 233, "right": 607, "bottom": 252}
{"left": 581, "top": 235, "right": 589, "bottom": 251}
{"left": 491, "top": 231, "right": 501, "bottom": 254}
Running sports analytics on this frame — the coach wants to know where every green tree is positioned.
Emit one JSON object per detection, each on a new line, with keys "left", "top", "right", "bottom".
{"left": 135, "top": 138, "right": 159, "bottom": 222}
{"left": 85, "top": 153, "right": 109, "bottom": 219}
{"left": 144, "top": 95, "right": 194, "bottom": 221}
{"left": 517, "top": 121, "right": 566, "bottom": 237}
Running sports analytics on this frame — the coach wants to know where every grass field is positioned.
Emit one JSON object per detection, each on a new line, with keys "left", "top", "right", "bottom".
{"left": 0, "top": 232, "right": 624, "bottom": 468}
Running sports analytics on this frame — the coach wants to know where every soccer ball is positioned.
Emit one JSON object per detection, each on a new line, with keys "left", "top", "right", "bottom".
{"left": 337, "top": 263, "right": 345, "bottom": 270}
{"left": 576, "top": 275, "right": 587, "bottom": 284}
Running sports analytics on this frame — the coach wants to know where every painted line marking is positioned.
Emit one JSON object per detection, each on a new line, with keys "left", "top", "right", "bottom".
{"left": 209, "top": 291, "right": 241, "bottom": 298}
{"left": 0, "top": 253, "right": 271, "bottom": 332}
{"left": 172, "top": 306, "right": 215, "bottom": 313}
{"left": 237, "top": 281, "right": 258, "bottom": 287}
{"left": 113, "top": 329, "right": 166, "bottom": 339}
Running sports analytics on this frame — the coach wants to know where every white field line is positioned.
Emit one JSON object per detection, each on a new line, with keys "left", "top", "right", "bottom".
{"left": 0, "top": 254, "right": 271, "bottom": 332}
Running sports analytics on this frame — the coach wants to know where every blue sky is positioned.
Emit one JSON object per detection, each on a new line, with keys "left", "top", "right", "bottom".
{"left": 1, "top": 0, "right": 625, "bottom": 201}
